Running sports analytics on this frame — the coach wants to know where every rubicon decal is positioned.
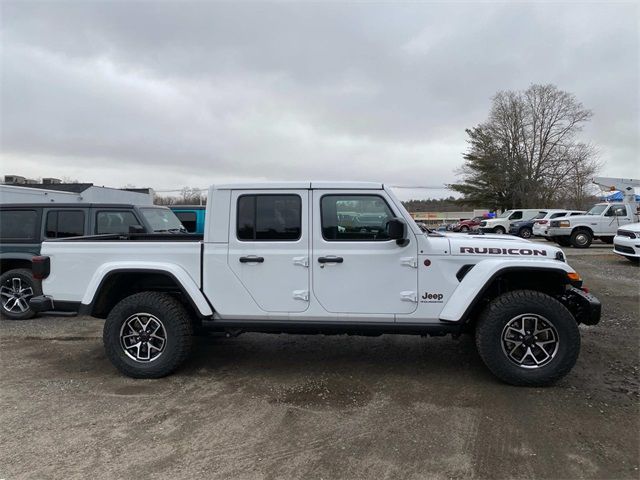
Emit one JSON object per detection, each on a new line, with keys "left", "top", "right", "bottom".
{"left": 421, "top": 292, "right": 444, "bottom": 303}
{"left": 459, "top": 247, "right": 547, "bottom": 256}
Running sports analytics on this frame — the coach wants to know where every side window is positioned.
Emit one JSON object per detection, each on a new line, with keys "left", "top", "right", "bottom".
{"left": 570, "top": 212, "right": 583, "bottom": 216}
{"left": 551, "top": 212, "right": 567, "bottom": 219}
{"left": 612, "top": 205, "right": 627, "bottom": 217}
{"left": 174, "top": 211, "right": 197, "bottom": 232}
{"left": 96, "top": 211, "right": 140, "bottom": 234}
{"left": 45, "top": 210, "right": 85, "bottom": 238}
{"left": 509, "top": 211, "right": 523, "bottom": 220}
{"left": 321, "top": 195, "right": 394, "bottom": 241}
{"left": 237, "top": 195, "right": 301, "bottom": 241}
{"left": 0, "top": 210, "right": 38, "bottom": 241}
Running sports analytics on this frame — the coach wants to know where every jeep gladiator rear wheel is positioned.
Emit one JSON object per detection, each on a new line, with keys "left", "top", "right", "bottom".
{"left": 0, "top": 269, "right": 41, "bottom": 320}
{"left": 475, "top": 290, "right": 580, "bottom": 386}
{"left": 103, "top": 291, "right": 194, "bottom": 378}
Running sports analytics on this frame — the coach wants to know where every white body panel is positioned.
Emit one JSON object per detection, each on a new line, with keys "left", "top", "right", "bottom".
{"left": 40, "top": 182, "right": 577, "bottom": 325}
{"left": 42, "top": 241, "right": 211, "bottom": 315}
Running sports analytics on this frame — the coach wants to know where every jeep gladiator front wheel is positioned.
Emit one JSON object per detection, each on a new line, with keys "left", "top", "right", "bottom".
{"left": 103, "top": 292, "right": 194, "bottom": 378}
{"left": 475, "top": 290, "right": 580, "bottom": 386}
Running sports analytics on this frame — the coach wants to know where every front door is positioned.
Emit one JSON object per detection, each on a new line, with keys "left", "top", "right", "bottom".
{"left": 311, "top": 190, "right": 418, "bottom": 317}
{"left": 228, "top": 190, "right": 310, "bottom": 313}
{"left": 599, "top": 204, "right": 631, "bottom": 234}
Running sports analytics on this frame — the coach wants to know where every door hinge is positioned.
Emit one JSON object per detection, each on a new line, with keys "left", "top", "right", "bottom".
{"left": 400, "top": 291, "right": 417, "bottom": 303}
{"left": 400, "top": 257, "right": 418, "bottom": 268}
{"left": 293, "top": 256, "right": 309, "bottom": 267}
{"left": 293, "top": 290, "right": 309, "bottom": 301}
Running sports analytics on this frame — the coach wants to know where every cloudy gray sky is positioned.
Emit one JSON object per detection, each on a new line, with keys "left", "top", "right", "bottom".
{"left": 1, "top": 1, "right": 638, "bottom": 199}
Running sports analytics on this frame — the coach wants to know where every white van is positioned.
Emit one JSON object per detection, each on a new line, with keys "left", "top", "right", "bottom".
{"left": 478, "top": 209, "right": 541, "bottom": 234}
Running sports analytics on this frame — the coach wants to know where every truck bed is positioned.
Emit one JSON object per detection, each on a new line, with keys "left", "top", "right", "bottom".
{"left": 40, "top": 237, "right": 203, "bottom": 303}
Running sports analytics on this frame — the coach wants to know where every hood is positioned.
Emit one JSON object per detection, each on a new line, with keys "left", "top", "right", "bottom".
{"left": 619, "top": 222, "right": 640, "bottom": 232}
{"left": 445, "top": 233, "right": 564, "bottom": 260}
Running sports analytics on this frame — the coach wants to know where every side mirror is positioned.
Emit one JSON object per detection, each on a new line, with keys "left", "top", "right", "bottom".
{"left": 386, "top": 217, "right": 409, "bottom": 246}
{"left": 128, "top": 225, "right": 145, "bottom": 234}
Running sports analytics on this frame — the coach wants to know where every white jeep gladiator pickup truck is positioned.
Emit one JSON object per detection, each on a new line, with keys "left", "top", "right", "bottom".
{"left": 30, "top": 182, "right": 601, "bottom": 386}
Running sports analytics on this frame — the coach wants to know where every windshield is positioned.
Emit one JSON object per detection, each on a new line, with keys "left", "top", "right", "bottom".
{"left": 586, "top": 204, "right": 608, "bottom": 216}
{"left": 497, "top": 210, "right": 512, "bottom": 218}
{"left": 140, "top": 208, "right": 186, "bottom": 232}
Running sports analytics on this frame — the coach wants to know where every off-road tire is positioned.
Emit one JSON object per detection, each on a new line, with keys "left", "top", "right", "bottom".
{"left": 601, "top": 237, "right": 614, "bottom": 244}
{"left": 0, "top": 268, "right": 41, "bottom": 320}
{"left": 570, "top": 229, "right": 592, "bottom": 248}
{"left": 103, "top": 291, "right": 194, "bottom": 378}
{"left": 519, "top": 227, "right": 532, "bottom": 239}
{"left": 475, "top": 290, "right": 580, "bottom": 386}
{"left": 493, "top": 226, "right": 506, "bottom": 235}
{"left": 460, "top": 226, "right": 469, "bottom": 232}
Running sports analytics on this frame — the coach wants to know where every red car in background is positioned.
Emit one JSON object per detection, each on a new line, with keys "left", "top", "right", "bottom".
{"left": 451, "top": 216, "right": 485, "bottom": 232}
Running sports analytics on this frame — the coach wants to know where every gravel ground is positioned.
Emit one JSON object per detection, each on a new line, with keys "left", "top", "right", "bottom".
{"left": 0, "top": 248, "right": 638, "bottom": 479}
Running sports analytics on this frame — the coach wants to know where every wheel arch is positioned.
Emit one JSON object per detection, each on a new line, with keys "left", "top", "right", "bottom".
{"left": 0, "top": 254, "right": 34, "bottom": 274}
{"left": 571, "top": 225, "right": 594, "bottom": 235}
{"left": 439, "top": 262, "right": 574, "bottom": 325}
{"left": 81, "top": 267, "right": 213, "bottom": 319}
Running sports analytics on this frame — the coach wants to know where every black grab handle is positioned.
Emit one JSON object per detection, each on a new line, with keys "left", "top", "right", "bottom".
{"left": 239, "top": 256, "right": 265, "bottom": 263}
{"left": 318, "top": 256, "right": 344, "bottom": 264}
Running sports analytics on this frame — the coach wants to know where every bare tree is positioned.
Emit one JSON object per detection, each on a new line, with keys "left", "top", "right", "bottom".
{"left": 451, "top": 84, "right": 600, "bottom": 209}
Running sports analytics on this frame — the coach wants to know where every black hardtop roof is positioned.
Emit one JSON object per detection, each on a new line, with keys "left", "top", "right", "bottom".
{"left": 0, "top": 203, "right": 169, "bottom": 209}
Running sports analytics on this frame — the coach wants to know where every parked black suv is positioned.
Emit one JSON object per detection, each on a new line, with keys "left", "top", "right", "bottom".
{"left": 0, "top": 203, "right": 185, "bottom": 319}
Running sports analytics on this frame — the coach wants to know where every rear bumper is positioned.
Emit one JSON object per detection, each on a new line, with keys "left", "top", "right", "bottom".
{"left": 29, "top": 296, "right": 80, "bottom": 315}
{"left": 562, "top": 286, "right": 601, "bottom": 326}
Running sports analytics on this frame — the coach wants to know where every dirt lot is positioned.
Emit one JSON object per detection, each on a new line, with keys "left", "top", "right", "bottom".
{"left": 1, "top": 245, "right": 638, "bottom": 479}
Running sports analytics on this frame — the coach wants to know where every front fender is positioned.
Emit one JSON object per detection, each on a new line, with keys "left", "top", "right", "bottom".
{"left": 439, "top": 258, "right": 574, "bottom": 322}
{"left": 82, "top": 261, "right": 213, "bottom": 317}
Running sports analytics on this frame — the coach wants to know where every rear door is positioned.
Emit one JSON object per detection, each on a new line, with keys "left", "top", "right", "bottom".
{"left": 228, "top": 190, "right": 310, "bottom": 312}
{"left": 311, "top": 190, "right": 418, "bottom": 317}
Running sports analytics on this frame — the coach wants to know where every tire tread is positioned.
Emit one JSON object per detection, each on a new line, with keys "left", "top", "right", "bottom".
{"left": 475, "top": 290, "right": 580, "bottom": 386}
{"left": 103, "top": 291, "right": 194, "bottom": 378}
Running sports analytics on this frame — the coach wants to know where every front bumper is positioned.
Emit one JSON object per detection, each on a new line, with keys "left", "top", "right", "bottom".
{"left": 613, "top": 235, "right": 640, "bottom": 258}
{"left": 561, "top": 286, "right": 601, "bottom": 326}
{"left": 547, "top": 227, "right": 571, "bottom": 237}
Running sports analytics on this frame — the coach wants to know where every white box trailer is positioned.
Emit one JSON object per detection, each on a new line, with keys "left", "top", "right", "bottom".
{"left": 0, "top": 184, "right": 153, "bottom": 205}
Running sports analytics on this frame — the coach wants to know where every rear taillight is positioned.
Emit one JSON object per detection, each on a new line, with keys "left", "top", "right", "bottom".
{"left": 32, "top": 256, "right": 50, "bottom": 280}
{"left": 538, "top": 220, "right": 548, "bottom": 224}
